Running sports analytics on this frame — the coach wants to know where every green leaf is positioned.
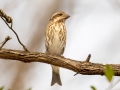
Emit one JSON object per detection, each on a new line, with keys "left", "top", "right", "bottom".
{"left": 90, "top": 86, "right": 96, "bottom": 90}
{"left": 104, "top": 65, "right": 114, "bottom": 82}
{"left": 0, "top": 86, "right": 4, "bottom": 90}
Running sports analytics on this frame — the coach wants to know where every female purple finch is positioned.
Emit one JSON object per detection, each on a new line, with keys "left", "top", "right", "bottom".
{"left": 45, "top": 12, "right": 70, "bottom": 86}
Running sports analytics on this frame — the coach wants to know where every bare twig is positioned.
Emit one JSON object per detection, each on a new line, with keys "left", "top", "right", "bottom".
{"left": 0, "top": 9, "right": 29, "bottom": 52}
{"left": 0, "top": 9, "right": 12, "bottom": 23}
{"left": 106, "top": 78, "right": 120, "bottom": 90}
{"left": 0, "top": 36, "right": 11, "bottom": 49}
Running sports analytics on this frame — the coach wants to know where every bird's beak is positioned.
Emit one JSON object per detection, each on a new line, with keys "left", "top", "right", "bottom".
{"left": 65, "top": 14, "right": 70, "bottom": 19}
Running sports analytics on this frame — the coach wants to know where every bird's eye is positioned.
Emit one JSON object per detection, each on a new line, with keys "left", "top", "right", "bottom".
{"left": 59, "top": 14, "right": 62, "bottom": 16}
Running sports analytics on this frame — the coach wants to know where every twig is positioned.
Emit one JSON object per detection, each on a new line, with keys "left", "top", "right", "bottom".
{"left": 0, "top": 36, "right": 11, "bottom": 49}
{"left": 0, "top": 10, "right": 12, "bottom": 23}
{"left": 106, "top": 78, "right": 120, "bottom": 90}
{"left": 0, "top": 9, "right": 29, "bottom": 52}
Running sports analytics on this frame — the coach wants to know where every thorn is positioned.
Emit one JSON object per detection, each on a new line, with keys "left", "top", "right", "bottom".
{"left": 74, "top": 72, "right": 78, "bottom": 76}
{"left": 85, "top": 54, "right": 91, "bottom": 62}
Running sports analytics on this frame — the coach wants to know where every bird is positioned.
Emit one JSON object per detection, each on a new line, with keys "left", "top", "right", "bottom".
{"left": 45, "top": 12, "right": 70, "bottom": 86}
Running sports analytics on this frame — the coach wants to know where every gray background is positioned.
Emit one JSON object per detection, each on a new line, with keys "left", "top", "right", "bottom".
{"left": 0, "top": 0, "right": 120, "bottom": 90}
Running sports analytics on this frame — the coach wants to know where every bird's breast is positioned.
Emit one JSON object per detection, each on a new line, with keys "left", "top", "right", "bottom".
{"left": 48, "top": 23, "right": 66, "bottom": 55}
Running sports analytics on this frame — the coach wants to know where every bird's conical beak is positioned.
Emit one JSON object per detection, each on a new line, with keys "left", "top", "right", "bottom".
{"left": 65, "top": 14, "right": 70, "bottom": 19}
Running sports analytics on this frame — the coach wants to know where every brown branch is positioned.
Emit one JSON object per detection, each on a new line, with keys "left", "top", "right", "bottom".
{"left": 74, "top": 54, "right": 91, "bottom": 75}
{"left": 0, "top": 48, "right": 120, "bottom": 76}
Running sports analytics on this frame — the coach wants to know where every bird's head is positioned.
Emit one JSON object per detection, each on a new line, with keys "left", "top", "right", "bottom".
{"left": 50, "top": 12, "right": 70, "bottom": 22}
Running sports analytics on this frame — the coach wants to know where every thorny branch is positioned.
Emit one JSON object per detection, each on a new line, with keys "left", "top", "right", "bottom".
{"left": 0, "top": 9, "right": 29, "bottom": 52}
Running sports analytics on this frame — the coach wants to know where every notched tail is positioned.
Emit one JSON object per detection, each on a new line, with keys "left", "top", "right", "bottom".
{"left": 51, "top": 71, "right": 62, "bottom": 86}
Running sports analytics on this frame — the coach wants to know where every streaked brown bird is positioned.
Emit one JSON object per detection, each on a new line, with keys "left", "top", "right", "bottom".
{"left": 45, "top": 12, "right": 70, "bottom": 86}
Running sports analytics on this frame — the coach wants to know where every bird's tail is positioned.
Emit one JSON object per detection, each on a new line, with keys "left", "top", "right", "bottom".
{"left": 51, "top": 65, "right": 62, "bottom": 86}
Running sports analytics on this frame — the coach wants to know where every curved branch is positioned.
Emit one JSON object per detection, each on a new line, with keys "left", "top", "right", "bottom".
{"left": 0, "top": 48, "right": 120, "bottom": 76}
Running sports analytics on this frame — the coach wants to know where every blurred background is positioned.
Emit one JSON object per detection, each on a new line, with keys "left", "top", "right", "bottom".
{"left": 0, "top": 0, "right": 120, "bottom": 90}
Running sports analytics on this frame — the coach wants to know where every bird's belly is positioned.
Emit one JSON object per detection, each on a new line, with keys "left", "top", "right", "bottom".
{"left": 49, "top": 34, "right": 64, "bottom": 55}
